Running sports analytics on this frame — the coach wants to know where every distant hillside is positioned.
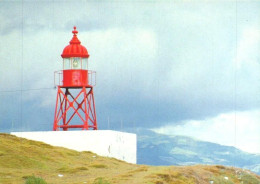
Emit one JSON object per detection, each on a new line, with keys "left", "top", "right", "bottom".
{"left": 0, "top": 133, "right": 260, "bottom": 184}
{"left": 134, "top": 129, "right": 260, "bottom": 175}
{"left": 136, "top": 129, "right": 260, "bottom": 174}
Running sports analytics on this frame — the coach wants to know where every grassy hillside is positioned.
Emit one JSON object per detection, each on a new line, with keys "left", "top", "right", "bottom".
{"left": 0, "top": 133, "right": 260, "bottom": 184}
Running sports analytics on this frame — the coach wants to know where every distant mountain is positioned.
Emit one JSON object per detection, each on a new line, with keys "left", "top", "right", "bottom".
{"left": 127, "top": 128, "right": 260, "bottom": 175}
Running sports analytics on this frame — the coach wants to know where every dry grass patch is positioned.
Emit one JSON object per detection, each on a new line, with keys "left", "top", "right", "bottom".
{"left": 0, "top": 133, "right": 260, "bottom": 184}
{"left": 90, "top": 164, "right": 108, "bottom": 168}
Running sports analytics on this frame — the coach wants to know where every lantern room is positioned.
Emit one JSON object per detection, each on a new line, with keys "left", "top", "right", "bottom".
{"left": 58, "top": 26, "right": 93, "bottom": 87}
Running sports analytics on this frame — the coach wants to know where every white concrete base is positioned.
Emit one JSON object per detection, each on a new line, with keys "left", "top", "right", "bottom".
{"left": 11, "top": 130, "right": 136, "bottom": 164}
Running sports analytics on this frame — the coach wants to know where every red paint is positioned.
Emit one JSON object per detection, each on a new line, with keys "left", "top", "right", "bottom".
{"left": 53, "top": 27, "right": 97, "bottom": 131}
{"left": 61, "top": 26, "right": 89, "bottom": 58}
{"left": 62, "top": 70, "right": 88, "bottom": 87}
{"left": 53, "top": 87, "right": 97, "bottom": 131}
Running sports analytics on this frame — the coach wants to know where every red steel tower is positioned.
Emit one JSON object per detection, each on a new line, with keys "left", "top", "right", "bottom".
{"left": 53, "top": 26, "right": 97, "bottom": 131}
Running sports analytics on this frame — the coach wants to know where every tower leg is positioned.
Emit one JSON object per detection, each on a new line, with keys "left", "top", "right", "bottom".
{"left": 88, "top": 88, "right": 97, "bottom": 130}
{"left": 53, "top": 87, "right": 97, "bottom": 131}
{"left": 62, "top": 88, "right": 69, "bottom": 131}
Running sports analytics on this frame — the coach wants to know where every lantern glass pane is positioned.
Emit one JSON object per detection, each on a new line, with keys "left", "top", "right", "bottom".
{"left": 72, "top": 57, "right": 81, "bottom": 69}
{"left": 63, "top": 58, "right": 70, "bottom": 70}
{"left": 82, "top": 58, "right": 88, "bottom": 69}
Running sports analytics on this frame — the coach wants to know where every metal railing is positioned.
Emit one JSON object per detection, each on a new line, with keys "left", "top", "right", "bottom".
{"left": 54, "top": 71, "right": 63, "bottom": 86}
{"left": 88, "top": 70, "right": 96, "bottom": 86}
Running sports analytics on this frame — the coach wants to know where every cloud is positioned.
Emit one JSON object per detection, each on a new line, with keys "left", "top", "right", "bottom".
{"left": 236, "top": 27, "right": 260, "bottom": 68}
{"left": 152, "top": 109, "right": 260, "bottom": 154}
{"left": 0, "top": 1, "right": 260, "bottom": 131}
{"left": 85, "top": 28, "right": 158, "bottom": 93}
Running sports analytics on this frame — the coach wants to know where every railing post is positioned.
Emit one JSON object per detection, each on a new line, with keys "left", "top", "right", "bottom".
{"left": 59, "top": 71, "right": 61, "bottom": 86}
{"left": 91, "top": 71, "right": 92, "bottom": 85}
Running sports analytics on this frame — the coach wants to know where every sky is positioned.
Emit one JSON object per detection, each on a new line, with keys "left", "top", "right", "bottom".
{"left": 0, "top": 1, "right": 259, "bottom": 153}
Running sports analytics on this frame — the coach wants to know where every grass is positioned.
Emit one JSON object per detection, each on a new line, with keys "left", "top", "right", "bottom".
{"left": 239, "top": 172, "right": 260, "bottom": 184}
{"left": 0, "top": 133, "right": 260, "bottom": 184}
{"left": 56, "top": 166, "right": 88, "bottom": 173}
{"left": 24, "top": 176, "right": 47, "bottom": 184}
{"left": 93, "top": 177, "right": 110, "bottom": 184}
{"left": 90, "top": 164, "right": 108, "bottom": 168}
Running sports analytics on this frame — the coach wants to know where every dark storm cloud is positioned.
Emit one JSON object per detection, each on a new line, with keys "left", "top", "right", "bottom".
{"left": 0, "top": 1, "right": 259, "bottom": 132}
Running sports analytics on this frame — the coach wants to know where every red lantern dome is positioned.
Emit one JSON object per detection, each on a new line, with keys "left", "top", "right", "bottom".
{"left": 61, "top": 26, "right": 89, "bottom": 58}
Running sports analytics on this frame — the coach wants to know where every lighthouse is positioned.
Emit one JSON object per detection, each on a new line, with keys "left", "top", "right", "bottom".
{"left": 53, "top": 26, "right": 97, "bottom": 131}
{"left": 12, "top": 27, "right": 137, "bottom": 164}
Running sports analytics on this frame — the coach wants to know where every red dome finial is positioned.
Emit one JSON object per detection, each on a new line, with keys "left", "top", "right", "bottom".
{"left": 72, "top": 26, "right": 78, "bottom": 35}
{"left": 61, "top": 26, "right": 89, "bottom": 58}
{"left": 69, "top": 26, "right": 80, "bottom": 44}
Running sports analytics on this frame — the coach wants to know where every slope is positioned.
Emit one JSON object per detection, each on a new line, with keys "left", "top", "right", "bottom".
{"left": 0, "top": 133, "right": 260, "bottom": 184}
